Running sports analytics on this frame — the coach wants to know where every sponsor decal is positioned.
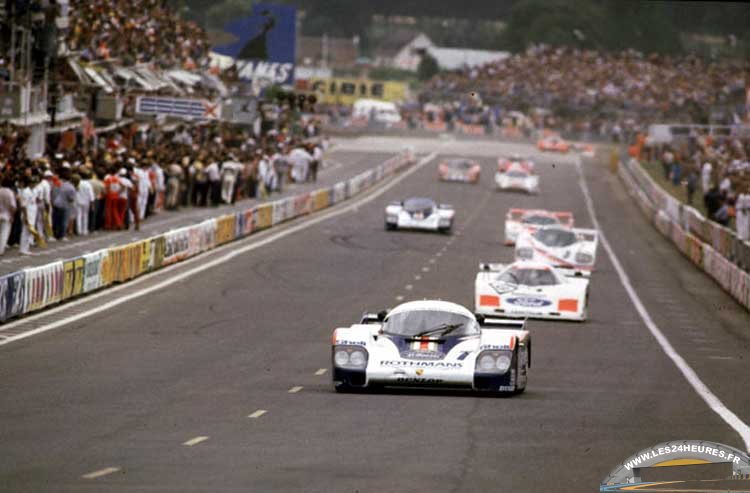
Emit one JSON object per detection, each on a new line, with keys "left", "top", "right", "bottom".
{"left": 395, "top": 377, "right": 444, "bottom": 384}
{"left": 480, "top": 344, "right": 510, "bottom": 350}
{"left": 335, "top": 340, "right": 367, "bottom": 346}
{"left": 505, "top": 296, "right": 552, "bottom": 308}
{"left": 380, "top": 360, "right": 462, "bottom": 369}
{"left": 415, "top": 369, "right": 424, "bottom": 376}
{"left": 402, "top": 349, "right": 443, "bottom": 360}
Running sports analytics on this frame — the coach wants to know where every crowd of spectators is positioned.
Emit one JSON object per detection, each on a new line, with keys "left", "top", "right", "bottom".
{"left": 0, "top": 120, "right": 326, "bottom": 256}
{"left": 419, "top": 44, "right": 749, "bottom": 137}
{"left": 647, "top": 131, "right": 750, "bottom": 240}
{"left": 66, "top": 0, "right": 209, "bottom": 69}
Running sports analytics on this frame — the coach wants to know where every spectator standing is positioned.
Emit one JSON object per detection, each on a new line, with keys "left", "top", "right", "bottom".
{"left": 134, "top": 161, "right": 151, "bottom": 221}
{"left": 662, "top": 148, "right": 674, "bottom": 181}
{"left": 685, "top": 166, "right": 698, "bottom": 206}
{"left": 89, "top": 168, "right": 105, "bottom": 231}
{"left": 220, "top": 154, "right": 240, "bottom": 204}
{"left": 701, "top": 161, "right": 713, "bottom": 195}
{"left": 736, "top": 187, "right": 750, "bottom": 241}
{"left": 190, "top": 158, "right": 208, "bottom": 206}
{"left": 18, "top": 175, "right": 38, "bottom": 255}
{"left": 104, "top": 167, "right": 124, "bottom": 230}
{"left": 165, "top": 161, "right": 183, "bottom": 210}
{"left": 289, "top": 144, "right": 313, "bottom": 183}
{"left": 704, "top": 184, "right": 723, "bottom": 219}
{"left": 0, "top": 177, "right": 16, "bottom": 254}
{"left": 310, "top": 142, "right": 323, "bottom": 183}
{"left": 73, "top": 173, "right": 94, "bottom": 235}
{"left": 34, "top": 170, "right": 52, "bottom": 243}
{"left": 51, "top": 170, "right": 76, "bottom": 240}
{"left": 206, "top": 157, "right": 222, "bottom": 206}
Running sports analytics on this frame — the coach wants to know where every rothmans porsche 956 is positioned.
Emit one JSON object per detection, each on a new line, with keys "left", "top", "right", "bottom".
{"left": 332, "top": 300, "right": 530, "bottom": 394}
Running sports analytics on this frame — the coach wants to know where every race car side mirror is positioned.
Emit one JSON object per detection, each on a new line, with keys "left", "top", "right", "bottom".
{"left": 475, "top": 314, "right": 485, "bottom": 325}
{"left": 377, "top": 310, "right": 387, "bottom": 322}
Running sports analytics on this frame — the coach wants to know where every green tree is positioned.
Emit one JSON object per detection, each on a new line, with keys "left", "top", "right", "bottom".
{"left": 417, "top": 52, "right": 439, "bottom": 81}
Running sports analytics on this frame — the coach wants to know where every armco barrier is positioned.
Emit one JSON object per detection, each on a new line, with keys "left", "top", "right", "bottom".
{"left": 0, "top": 151, "right": 415, "bottom": 325}
{"left": 618, "top": 156, "right": 750, "bottom": 311}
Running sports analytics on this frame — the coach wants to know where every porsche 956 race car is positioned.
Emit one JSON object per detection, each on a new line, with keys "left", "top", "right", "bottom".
{"left": 475, "top": 261, "right": 589, "bottom": 322}
{"left": 332, "top": 300, "right": 530, "bottom": 394}
{"left": 495, "top": 167, "right": 539, "bottom": 194}
{"left": 385, "top": 197, "right": 454, "bottom": 233}
{"left": 515, "top": 226, "right": 598, "bottom": 276}
{"left": 438, "top": 158, "right": 481, "bottom": 183}
{"left": 504, "top": 208, "right": 575, "bottom": 245}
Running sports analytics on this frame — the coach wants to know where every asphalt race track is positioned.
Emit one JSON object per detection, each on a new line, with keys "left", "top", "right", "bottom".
{"left": 1, "top": 136, "right": 749, "bottom": 492}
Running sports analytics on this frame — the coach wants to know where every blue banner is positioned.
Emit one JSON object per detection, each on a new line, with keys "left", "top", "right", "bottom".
{"left": 214, "top": 3, "right": 297, "bottom": 86}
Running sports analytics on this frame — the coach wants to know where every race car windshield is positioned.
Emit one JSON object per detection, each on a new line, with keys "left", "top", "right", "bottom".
{"left": 534, "top": 228, "right": 577, "bottom": 247}
{"left": 449, "top": 160, "right": 472, "bottom": 169}
{"left": 506, "top": 171, "right": 527, "bottom": 178}
{"left": 383, "top": 310, "right": 478, "bottom": 337}
{"left": 523, "top": 215, "right": 558, "bottom": 225}
{"left": 498, "top": 268, "right": 558, "bottom": 286}
{"left": 404, "top": 198, "right": 436, "bottom": 212}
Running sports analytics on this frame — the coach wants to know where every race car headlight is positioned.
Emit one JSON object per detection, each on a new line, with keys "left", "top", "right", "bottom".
{"left": 475, "top": 351, "right": 513, "bottom": 374}
{"left": 575, "top": 252, "right": 594, "bottom": 264}
{"left": 495, "top": 354, "right": 512, "bottom": 373}
{"left": 333, "top": 346, "right": 368, "bottom": 369}
{"left": 478, "top": 354, "right": 496, "bottom": 371}
{"left": 386, "top": 214, "right": 398, "bottom": 223}
{"left": 516, "top": 247, "right": 533, "bottom": 259}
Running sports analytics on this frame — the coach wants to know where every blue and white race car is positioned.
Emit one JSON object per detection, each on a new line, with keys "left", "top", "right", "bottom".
{"left": 385, "top": 197, "right": 455, "bottom": 233}
{"left": 331, "top": 300, "right": 531, "bottom": 395}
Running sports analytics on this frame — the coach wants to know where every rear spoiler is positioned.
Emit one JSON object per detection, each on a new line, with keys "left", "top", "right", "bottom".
{"left": 506, "top": 208, "right": 574, "bottom": 227}
{"left": 360, "top": 310, "right": 387, "bottom": 324}
{"left": 476, "top": 314, "right": 527, "bottom": 329}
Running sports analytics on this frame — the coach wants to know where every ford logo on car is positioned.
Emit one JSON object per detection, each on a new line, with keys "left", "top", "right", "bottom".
{"left": 506, "top": 297, "right": 551, "bottom": 307}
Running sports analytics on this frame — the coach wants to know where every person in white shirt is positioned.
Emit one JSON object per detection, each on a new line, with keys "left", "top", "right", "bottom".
{"left": 719, "top": 176, "right": 732, "bottom": 195}
{"left": 257, "top": 153, "right": 273, "bottom": 199}
{"left": 73, "top": 173, "right": 95, "bottom": 235}
{"left": 150, "top": 160, "right": 165, "bottom": 212}
{"left": 205, "top": 159, "right": 221, "bottom": 206}
{"left": 133, "top": 161, "right": 151, "bottom": 221}
{"left": 289, "top": 145, "right": 313, "bottom": 183}
{"left": 33, "top": 171, "right": 51, "bottom": 243}
{"left": 311, "top": 143, "right": 324, "bottom": 183}
{"left": 18, "top": 175, "right": 38, "bottom": 255}
{"left": 0, "top": 177, "right": 17, "bottom": 254}
{"left": 701, "top": 161, "right": 713, "bottom": 194}
{"left": 221, "top": 154, "right": 241, "bottom": 204}
{"left": 736, "top": 188, "right": 750, "bottom": 241}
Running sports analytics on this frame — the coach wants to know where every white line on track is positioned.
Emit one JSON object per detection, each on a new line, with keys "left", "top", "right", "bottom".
{"left": 314, "top": 368, "right": 327, "bottom": 376}
{"left": 576, "top": 157, "right": 750, "bottom": 451}
{"left": 0, "top": 150, "right": 443, "bottom": 347}
{"left": 436, "top": 252, "right": 442, "bottom": 257}
{"left": 708, "top": 356, "right": 735, "bottom": 361}
{"left": 81, "top": 467, "right": 120, "bottom": 479}
{"left": 288, "top": 386, "right": 303, "bottom": 393}
{"left": 414, "top": 275, "right": 422, "bottom": 280}
{"left": 247, "top": 409, "right": 267, "bottom": 418}
{"left": 428, "top": 258, "right": 436, "bottom": 264}
{"left": 405, "top": 284, "right": 413, "bottom": 291}
{"left": 421, "top": 267, "right": 430, "bottom": 272}
{"left": 395, "top": 295, "right": 404, "bottom": 301}
{"left": 183, "top": 436, "right": 209, "bottom": 446}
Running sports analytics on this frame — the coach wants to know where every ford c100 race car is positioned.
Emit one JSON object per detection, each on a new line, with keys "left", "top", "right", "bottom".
{"left": 385, "top": 197, "right": 454, "bottom": 233}
{"left": 438, "top": 158, "right": 481, "bottom": 183}
{"left": 475, "top": 261, "right": 589, "bottom": 322}
{"left": 332, "top": 300, "right": 530, "bottom": 394}
{"left": 504, "top": 208, "right": 575, "bottom": 245}
{"left": 515, "top": 226, "right": 598, "bottom": 276}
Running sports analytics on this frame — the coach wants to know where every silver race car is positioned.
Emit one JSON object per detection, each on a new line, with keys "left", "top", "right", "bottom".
{"left": 332, "top": 300, "right": 531, "bottom": 394}
{"left": 385, "top": 197, "right": 455, "bottom": 233}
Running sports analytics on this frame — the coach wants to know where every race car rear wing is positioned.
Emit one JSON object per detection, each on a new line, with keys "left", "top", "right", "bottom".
{"left": 506, "top": 208, "right": 574, "bottom": 227}
{"left": 478, "top": 262, "right": 507, "bottom": 272}
{"left": 476, "top": 315, "right": 527, "bottom": 330}
{"left": 360, "top": 310, "right": 387, "bottom": 324}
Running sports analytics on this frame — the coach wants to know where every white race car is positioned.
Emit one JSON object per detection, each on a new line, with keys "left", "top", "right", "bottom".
{"left": 515, "top": 226, "right": 598, "bottom": 276}
{"left": 495, "top": 167, "right": 539, "bottom": 194}
{"left": 475, "top": 261, "right": 589, "bottom": 322}
{"left": 385, "top": 197, "right": 454, "bottom": 233}
{"left": 332, "top": 300, "right": 531, "bottom": 394}
{"left": 497, "top": 155, "right": 535, "bottom": 174}
{"left": 504, "top": 208, "right": 574, "bottom": 245}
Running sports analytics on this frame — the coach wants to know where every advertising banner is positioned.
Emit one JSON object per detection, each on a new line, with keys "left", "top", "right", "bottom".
{"left": 214, "top": 3, "right": 297, "bottom": 86}
{"left": 136, "top": 96, "right": 222, "bottom": 120}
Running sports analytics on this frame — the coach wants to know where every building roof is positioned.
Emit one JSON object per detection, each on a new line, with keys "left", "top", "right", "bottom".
{"left": 427, "top": 47, "right": 509, "bottom": 71}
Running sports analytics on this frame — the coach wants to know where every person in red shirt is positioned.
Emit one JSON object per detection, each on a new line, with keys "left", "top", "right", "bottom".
{"left": 103, "top": 166, "right": 123, "bottom": 229}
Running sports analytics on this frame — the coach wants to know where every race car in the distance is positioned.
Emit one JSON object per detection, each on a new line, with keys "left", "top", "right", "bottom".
{"left": 497, "top": 154, "right": 535, "bottom": 174}
{"left": 537, "top": 135, "right": 570, "bottom": 153}
{"left": 495, "top": 167, "right": 539, "bottom": 194}
{"left": 504, "top": 208, "right": 574, "bottom": 245}
{"left": 332, "top": 300, "right": 530, "bottom": 394}
{"left": 385, "top": 197, "right": 454, "bottom": 233}
{"left": 438, "top": 158, "right": 481, "bottom": 183}
{"left": 515, "top": 226, "right": 598, "bottom": 276}
{"left": 475, "top": 261, "right": 589, "bottom": 322}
